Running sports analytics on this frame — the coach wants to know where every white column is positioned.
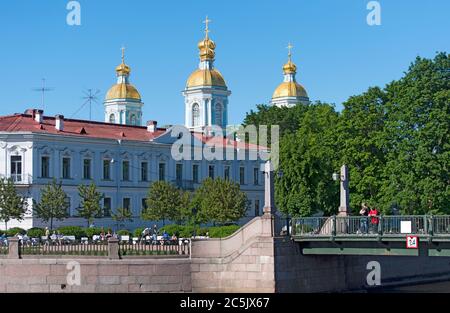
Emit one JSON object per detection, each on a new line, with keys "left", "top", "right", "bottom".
{"left": 338, "top": 164, "right": 350, "bottom": 216}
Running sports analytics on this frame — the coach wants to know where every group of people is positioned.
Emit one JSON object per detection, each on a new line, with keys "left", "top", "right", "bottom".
{"left": 141, "top": 225, "right": 178, "bottom": 245}
{"left": 358, "top": 203, "right": 380, "bottom": 234}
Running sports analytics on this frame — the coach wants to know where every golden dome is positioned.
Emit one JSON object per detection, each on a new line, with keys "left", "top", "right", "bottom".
{"left": 186, "top": 68, "right": 226, "bottom": 88}
{"left": 105, "top": 83, "right": 141, "bottom": 101}
{"left": 283, "top": 60, "right": 297, "bottom": 74}
{"left": 272, "top": 81, "right": 308, "bottom": 99}
{"left": 115, "top": 63, "right": 131, "bottom": 76}
{"left": 198, "top": 38, "right": 216, "bottom": 61}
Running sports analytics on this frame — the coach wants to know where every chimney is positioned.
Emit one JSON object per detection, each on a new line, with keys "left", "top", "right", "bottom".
{"left": 55, "top": 115, "right": 64, "bottom": 131}
{"left": 34, "top": 109, "right": 43, "bottom": 123}
{"left": 147, "top": 120, "right": 157, "bottom": 133}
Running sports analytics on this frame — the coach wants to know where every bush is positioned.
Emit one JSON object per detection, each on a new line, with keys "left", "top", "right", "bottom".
{"left": 160, "top": 224, "right": 182, "bottom": 236}
{"left": 85, "top": 227, "right": 104, "bottom": 238}
{"left": 133, "top": 227, "right": 144, "bottom": 238}
{"left": 117, "top": 229, "right": 130, "bottom": 236}
{"left": 0, "top": 230, "right": 4, "bottom": 236}
{"left": 208, "top": 225, "right": 240, "bottom": 238}
{"left": 6, "top": 227, "right": 26, "bottom": 237}
{"left": 57, "top": 226, "right": 86, "bottom": 239}
{"left": 27, "top": 227, "right": 45, "bottom": 238}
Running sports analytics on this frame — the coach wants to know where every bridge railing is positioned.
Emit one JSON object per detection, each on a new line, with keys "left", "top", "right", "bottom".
{"left": 291, "top": 215, "right": 450, "bottom": 238}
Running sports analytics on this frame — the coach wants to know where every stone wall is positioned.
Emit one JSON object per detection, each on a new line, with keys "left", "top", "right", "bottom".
{"left": 0, "top": 258, "right": 191, "bottom": 293}
{"left": 190, "top": 216, "right": 275, "bottom": 293}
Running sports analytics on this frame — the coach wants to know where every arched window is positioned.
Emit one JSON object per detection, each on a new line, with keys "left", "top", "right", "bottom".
{"left": 109, "top": 114, "right": 115, "bottom": 124}
{"left": 192, "top": 103, "right": 200, "bottom": 127}
{"left": 130, "top": 114, "right": 137, "bottom": 125}
{"left": 215, "top": 103, "right": 223, "bottom": 126}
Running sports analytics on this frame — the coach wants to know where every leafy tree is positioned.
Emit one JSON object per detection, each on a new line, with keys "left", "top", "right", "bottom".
{"left": 336, "top": 87, "right": 388, "bottom": 212}
{"left": 193, "top": 178, "right": 248, "bottom": 225}
{"left": 380, "top": 52, "right": 450, "bottom": 214}
{"left": 275, "top": 103, "right": 340, "bottom": 217}
{"left": 112, "top": 207, "right": 133, "bottom": 230}
{"left": 142, "top": 181, "right": 190, "bottom": 225}
{"left": 0, "top": 178, "right": 28, "bottom": 231}
{"left": 77, "top": 182, "right": 103, "bottom": 227}
{"left": 34, "top": 179, "right": 69, "bottom": 230}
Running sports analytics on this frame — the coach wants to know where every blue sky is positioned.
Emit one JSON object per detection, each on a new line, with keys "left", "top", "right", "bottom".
{"left": 0, "top": 0, "right": 448, "bottom": 126}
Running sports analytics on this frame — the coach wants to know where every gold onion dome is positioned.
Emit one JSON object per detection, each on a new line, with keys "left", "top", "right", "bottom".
{"left": 105, "top": 48, "right": 141, "bottom": 101}
{"left": 186, "top": 16, "right": 227, "bottom": 89}
{"left": 272, "top": 81, "right": 308, "bottom": 98}
{"left": 272, "top": 43, "right": 308, "bottom": 99}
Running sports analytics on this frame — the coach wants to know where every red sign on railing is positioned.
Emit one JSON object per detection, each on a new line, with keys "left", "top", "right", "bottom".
{"left": 406, "top": 235, "right": 419, "bottom": 249}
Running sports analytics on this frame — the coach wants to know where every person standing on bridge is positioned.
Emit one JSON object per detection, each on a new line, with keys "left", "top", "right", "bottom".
{"left": 359, "top": 203, "right": 369, "bottom": 234}
{"left": 369, "top": 207, "right": 380, "bottom": 234}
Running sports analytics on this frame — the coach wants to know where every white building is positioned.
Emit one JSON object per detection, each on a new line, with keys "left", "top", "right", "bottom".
{"left": 0, "top": 21, "right": 266, "bottom": 231}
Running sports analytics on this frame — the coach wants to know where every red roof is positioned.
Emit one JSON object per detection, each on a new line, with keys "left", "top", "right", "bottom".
{"left": 0, "top": 112, "right": 268, "bottom": 151}
{"left": 0, "top": 113, "right": 166, "bottom": 142}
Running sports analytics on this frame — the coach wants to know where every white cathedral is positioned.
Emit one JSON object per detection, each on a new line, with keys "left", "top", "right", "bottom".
{"left": 0, "top": 20, "right": 309, "bottom": 230}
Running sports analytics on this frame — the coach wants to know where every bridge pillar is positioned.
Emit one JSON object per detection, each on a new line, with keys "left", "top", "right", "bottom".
{"left": 338, "top": 164, "right": 350, "bottom": 217}
{"left": 263, "top": 161, "right": 276, "bottom": 216}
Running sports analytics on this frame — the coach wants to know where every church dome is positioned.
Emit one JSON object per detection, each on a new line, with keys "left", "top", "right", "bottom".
{"left": 272, "top": 81, "right": 308, "bottom": 99}
{"left": 105, "top": 83, "right": 141, "bottom": 101}
{"left": 186, "top": 69, "right": 227, "bottom": 88}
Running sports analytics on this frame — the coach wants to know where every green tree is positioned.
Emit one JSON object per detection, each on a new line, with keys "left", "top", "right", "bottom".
{"left": 193, "top": 178, "right": 248, "bottom": 225}
{"left": 0, "top": 178, "right": 28, "bottom": 231}
{"left": 142, "top": 181, "right": 190, "bottom": 225}
{"left": 336, "top": 87, "right": 388, "bottom": 212}
{"left": 77, "top": 182, "right": 103, "bottom": 227}
{"left": 380, "top": 52, "right": 450, "bottom": 214}
{"left": 34, "top": 179, "right": 69, "bottom": 230}
{"left": 275, "top": 102, "right": 340, "bottom": 217}
{"left": 112, "top": 207, "right": 133, "bottom": 230}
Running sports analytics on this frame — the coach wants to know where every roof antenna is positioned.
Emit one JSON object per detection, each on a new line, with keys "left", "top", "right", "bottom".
{"left": 70, "top": 89, "right": 100, "bottom": 119}
{"left": 32, "top": 78, "right": 54, "bottom": 111}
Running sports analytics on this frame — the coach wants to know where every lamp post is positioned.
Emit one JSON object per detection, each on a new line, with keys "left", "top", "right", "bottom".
{"left": 332, "top": 164, "right": 350, "bottom": 217}
{"left": 192, "top": 207, "right": 198, "bottom": 238}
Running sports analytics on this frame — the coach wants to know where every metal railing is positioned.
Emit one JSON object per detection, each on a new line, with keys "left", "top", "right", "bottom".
{"left": 119, "top": 240, "right": 190, "bottom": 257}
{"left": 20, "top": 241, "right": 108, "bottom": 256}
{"left": 291, "top": 215, "right": 450, "bottom": 238}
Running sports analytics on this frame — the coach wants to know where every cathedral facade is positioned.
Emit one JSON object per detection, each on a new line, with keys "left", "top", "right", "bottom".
{"left": 0, "top": 20, "right": 308, "bottom": 230}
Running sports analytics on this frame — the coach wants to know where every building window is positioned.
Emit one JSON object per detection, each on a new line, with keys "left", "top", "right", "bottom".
{"left": 239, "top": 167, "right": 245, "bottom": 185}
{"left": 123, "top": 198, "right": 131, "bottom": 213}
{"left": 103, "top": 159, "right": 111, "bottom": 180}
{"left": 41, "top": 156, "right": 50, "bottom": 178}
{"left": 176, "top": 164, "right": 183, "bottom": 182}
{"left": 140, "top": 162, "right": 148, "bottom": 181}
{"left": 141, "top": 198, "right": 147, "bottom": 213}
{"left": 83, "top": 159, "right": 92, "bottom": 180}
{"left": 208, "top": 165, "right": 215, "bottom": 179}
{"left": 103, "top": 198, "right": 111, "bottom": 217}
{"left": 192, "top": 103, "right": 200, "bottom": 127}
{"left": 192, "top": 164, "right": 199, "bottom": 183}
{"left": 10, "top": 155, "right": 22, "bottom": 182}
{"left": 109, "top": 114, "right": 115, "bottom": 123}
{"left": 159, "top": 163, "right": 166, "bottom": 181}
{"left": 224, "top": 166, "right": 230, "bottom": 180}
{"left": 254, "top": 199, "right": 260, "bottom": 217}
{"left": 122, "top": 160, "right": 130, "bottom": 181}
{"left": 253, "top": 168, "right": 259, "bottom": 185}
{"left": 215, "top": 103, "right": 223, "bottom": 126}
{"left": 62, "top": 157, "right": 71, "bottom": 179}
{"left": 130, "top": 114, "right": 137, "bottom": 125}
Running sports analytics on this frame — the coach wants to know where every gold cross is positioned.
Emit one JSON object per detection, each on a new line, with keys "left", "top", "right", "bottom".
{"left": 121, "top": 45, "right": 126, "bottom": 63}
{"left": 203, "top": 16, "right": 212, "bottom": 37}
{"left": 287, "top": 42, "right": 293, "bottom": 59}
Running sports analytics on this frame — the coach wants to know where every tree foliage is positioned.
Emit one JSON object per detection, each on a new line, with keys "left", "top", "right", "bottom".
{"left": 0, "top": 178, "right": 28, "bottom": 230}
{"left": 112, "top": 207, "right": 133, "bottom": 230}
{"left": 34, "top": 179, "right": 69, "bottom": 230}
{"left": 77, "top": 182, "right": 103, "bottom": 227}
{"left": 246, "top": 52, "right": 449, "bottom": 216}
{"left": 193, "top": 178, "right": 248, "bottom": 225}
{"left": 142, "top": 181, "right": 190, "bottom": 225}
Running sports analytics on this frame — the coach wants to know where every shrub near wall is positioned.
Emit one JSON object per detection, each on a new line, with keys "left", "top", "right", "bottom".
{"left": 27, "top": 227, "right": 45, "bottom": 238}
{"left": 56, "top": 226, "right": 86, "bottom": 239}
{"left": 6, "top": 227, "right": 26, "bottom": 237}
